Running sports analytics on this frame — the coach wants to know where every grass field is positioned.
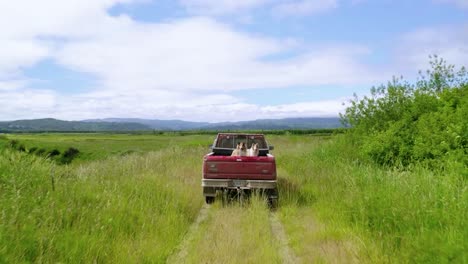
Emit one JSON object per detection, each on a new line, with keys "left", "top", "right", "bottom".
{"left": 2, "top": 133, "right": 211, "bottom": 163}
{"left": 0, "top": 133, "right": 466, "bottom": 263}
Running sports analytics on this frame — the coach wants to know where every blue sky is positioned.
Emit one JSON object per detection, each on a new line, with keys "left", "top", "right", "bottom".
{"left": 0, "top": 0, "right": 467, "bottom": 122}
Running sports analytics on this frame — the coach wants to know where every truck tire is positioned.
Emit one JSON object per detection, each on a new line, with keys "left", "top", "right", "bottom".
{"left": 268, "top": 197, "right": 278, "bottom": 209}
{"left": 205, "top": 196, "right": 215, "bottom": 204}
{"left": 267, "top": 188, "right": 278, "bottom": 209}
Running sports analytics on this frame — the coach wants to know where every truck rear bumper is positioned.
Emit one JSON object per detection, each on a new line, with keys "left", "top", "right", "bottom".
{"left": 202, "top": 179, "right": 276, "bottom": 196}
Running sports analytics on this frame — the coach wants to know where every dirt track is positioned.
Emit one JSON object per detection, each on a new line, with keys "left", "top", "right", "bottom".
{"left": 166, "top": 203, "right": 300, "bottom": 263}
{"left": 166, "top": 204, "right": 211, "bottom": 263}
{"left": 269, "top": 212, "right": 300, "bottom": 264}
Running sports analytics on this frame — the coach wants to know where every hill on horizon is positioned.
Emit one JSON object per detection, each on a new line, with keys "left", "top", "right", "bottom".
{"left": 86, "top": 117, "right": 343, "bottom": 130}
{"left": 0, "top": 118, "right": 151, "bottom": 132}
{"left": 0, "top": 117, "right": 343, "bottom": 132}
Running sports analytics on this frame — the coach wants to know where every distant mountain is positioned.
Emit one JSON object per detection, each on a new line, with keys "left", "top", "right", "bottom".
{"left": 86, "top": 117, "right": 343, "bottom": 130}
{"left": 0, "top": 118, "right": 151, "bottom": 132}
{"left": 0, "top": 117, "right": 342, "bottom": 132}
{"left": 203, "top": 117, "right": 342, "bottom": 130}
{"left": 84, "top": 118, "right": 209, "bottom": 130}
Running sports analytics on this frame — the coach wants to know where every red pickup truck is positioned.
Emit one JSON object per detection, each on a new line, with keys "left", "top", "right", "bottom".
{"left": 202, "top": 133, "right": 278, "bottom": 207}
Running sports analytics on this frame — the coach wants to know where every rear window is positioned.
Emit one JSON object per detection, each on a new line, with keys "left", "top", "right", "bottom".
{"left": 217, "top": 136, "right": 235, "bottom": 148}
{"left": 215, "top": 135, "right": 267, "bottom": 149}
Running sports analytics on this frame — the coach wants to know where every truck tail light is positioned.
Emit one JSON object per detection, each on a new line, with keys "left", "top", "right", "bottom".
{"left": 208, "top": 163, "right": 218, "bottom": 172}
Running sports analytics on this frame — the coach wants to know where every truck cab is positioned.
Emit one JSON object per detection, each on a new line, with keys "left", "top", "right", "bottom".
{"left": 202, "top": 133, "right": 278, "bottom": 206}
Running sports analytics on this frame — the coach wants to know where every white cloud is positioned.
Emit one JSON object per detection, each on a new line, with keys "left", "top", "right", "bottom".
{"left": 32, "top": 87, "right": 345, "bottom": 122}
{"left": 53, "top": 16, "right": 381, "bottom": 93}
{"left": 0, "top": 80, "right": 29, "bottom": 92}
{"left": 395, "top": 24, "right": 468, "bottom": 75}
{"left": 272, "top": 0, "right": 338, "bottom": 16}
{"left": 0, "top": 85, "right": 346, "bottom": 122}
{"left": 0, "top": 88, "right": 58, "bottom": 120}
{"left": 0, "top": 0, "right": 383, "bottom": 121}
{"left": 0, "top": 0, "right": 136, "bottom": 83}
{"left": 260, "top": 99, "right": 347, "bottom": 118}
{"left": 54, "top": 17, "right": 284, "bottom": 92}
{"left": 0, "top": 0, "right": 137, "bottom": 39}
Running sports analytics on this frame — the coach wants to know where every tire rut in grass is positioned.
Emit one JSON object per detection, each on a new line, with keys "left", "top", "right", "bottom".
{"left": 269, "top": 212, "right": 300, "bottom": 264}
{"left": 166, "top": 204, "right": 210, "bottom": 264}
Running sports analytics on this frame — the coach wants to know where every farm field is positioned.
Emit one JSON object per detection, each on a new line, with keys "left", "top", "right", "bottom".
{"left": 0, "top": 133, "right": 466, "bottom": 263}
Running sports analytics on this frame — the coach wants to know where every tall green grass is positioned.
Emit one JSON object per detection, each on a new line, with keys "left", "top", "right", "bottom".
{"left": 276, "top": 135, "right": 467, "bottom": 263}
{"left": 0, "top": 145, "right": 204, "bottom": 263}
{"left": 2, "top": 133, "right": 465, "bottom": 262}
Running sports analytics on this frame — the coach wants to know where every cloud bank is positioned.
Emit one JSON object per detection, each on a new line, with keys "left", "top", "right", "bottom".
{"left": 0, "top": 0, "right": 467, "bottom": 122}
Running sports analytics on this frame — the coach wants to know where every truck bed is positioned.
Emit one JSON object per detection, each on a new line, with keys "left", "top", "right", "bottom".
{"left": 203, "top": 153, "right": 276, "bottom": 180}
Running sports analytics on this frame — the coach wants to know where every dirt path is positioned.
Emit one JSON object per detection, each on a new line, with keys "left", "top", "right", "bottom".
{"left": 167, "top": 203, "right": 299, "bottom": 263}
{"left": 269, "top": 212, "right": 300, "bottom": 264}
{"left": 166, "top": 204, "right": 210, "bottom": 264}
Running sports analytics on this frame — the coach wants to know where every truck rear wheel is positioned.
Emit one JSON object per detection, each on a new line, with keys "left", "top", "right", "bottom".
{"left": 268, "top": 197, "right": 278, "bottom": 209}
{"left": 205, "top": 196, "right": 215, "bottom": 204}
{"left": 267, "top": 189, "right": 278, "bottom": 209}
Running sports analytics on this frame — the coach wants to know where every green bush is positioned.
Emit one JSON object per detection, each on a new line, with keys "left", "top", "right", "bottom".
{"left": 35, "top": 148, "right": 47, "bottom": 156}
{"left": 8, "top": 139, "right": 19, "bottom": 149}
{"left": 28, "top": 147, "right": 38, "bottom": 154}
{"left": 278, "top": 135, "right": 467, "bottom": 262}
{"left": 47, "top": 149, "right": 60, "bottom": 158}
{"left": 16, "top": 144, "right": 26, "bottom": 152}
{"left": 59, "top": 147, "right": 80, "bottom": 164}
{"left": 341, "top": 56, "right": 468, "bottom": 169}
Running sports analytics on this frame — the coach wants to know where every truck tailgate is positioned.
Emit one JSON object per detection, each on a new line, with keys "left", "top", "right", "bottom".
{"left": 203, "top": 154, "right": 276, "bottom": 180}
